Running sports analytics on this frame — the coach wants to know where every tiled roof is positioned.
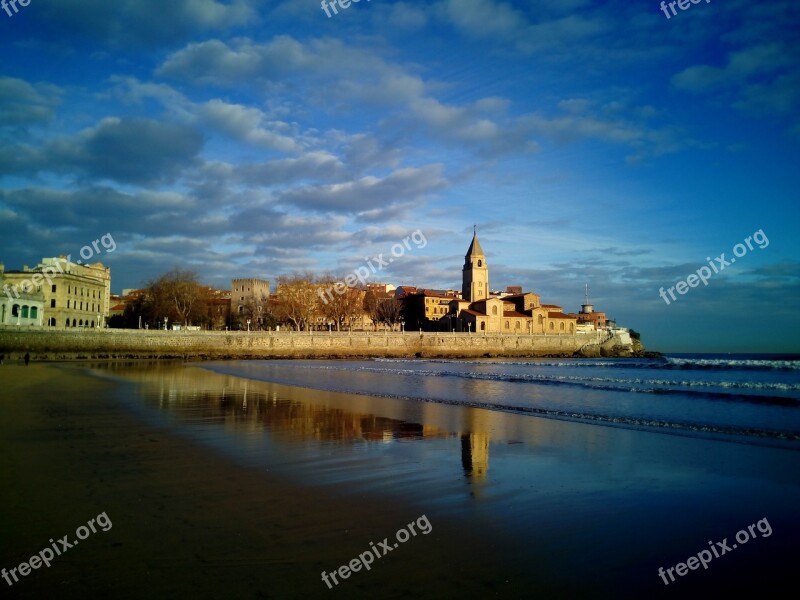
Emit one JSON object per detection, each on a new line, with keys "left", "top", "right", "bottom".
{"left": 547, "top": 311, "right": 574, "bottom": 319}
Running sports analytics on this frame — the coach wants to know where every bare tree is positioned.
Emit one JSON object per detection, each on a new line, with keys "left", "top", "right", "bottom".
{"left": 319, "top": 276, "right": 366, "bottom": 331}
{"left": 274, "top": 273, "right": 320, "bottom": 331}
{"left": 149, "top": 269, "right": 207, "bottom": 326}
{"left": 364, "top": 291, "right": 402, "bottom": 330}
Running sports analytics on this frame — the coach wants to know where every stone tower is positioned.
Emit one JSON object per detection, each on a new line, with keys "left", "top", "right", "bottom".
{"left": 462, "top": 230, "right": 488, "bottom": 301}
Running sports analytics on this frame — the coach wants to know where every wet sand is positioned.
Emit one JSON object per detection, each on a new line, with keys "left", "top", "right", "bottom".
{"left": 0, "top": 364, "right": 527, "bottom": 599}
{"left": 1, "top": 362, "right": 798, "bottom": 599}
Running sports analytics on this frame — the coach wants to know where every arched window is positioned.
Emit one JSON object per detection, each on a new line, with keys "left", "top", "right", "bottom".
{"left": 505, "top": 321, "right": 509, "bottom": 329}
{"left": 49, "top": 318, "right": 56, "bottom": 326}
{"left": 569, "top": 324, "right": 574, "bottom": 333}
{"left": 79, "top": 320, "right": 83, "bottom": 327}
{"left": 480, "top": 322, "right": 485, "bottom": 331}
{"left": 65, "top": 318, "right": 70, "bottom": 327}
{"left": 560, "top": 322, "right": 565, "bottom": 331}
{"left": 21, "top": 306, "right": 29, "bottom": 318}
{"left": 12, "top": 304, "right": 19, "bottom": 317}
{"left": 492, "top": 306, "right": 498, "bottom": 315}
{"left": 477, "top": 260, "right": 482, "bottom": 267}
{"left": 549, "top": 322, "right": 554, "bottom": 331}
{"left": 515, "top": 321, "right": 520, "bottom": 329}
{"left": 72, "top": 319, "right": 77, "bottom": 327}
{"left": 538, "top": 315, "right": 544, "bottom": 324}
{"left": 30, "top": 307, "right": 37, "bottom": 318}
{"left": 91, "top": 321, "right": 95, "bottom": 328}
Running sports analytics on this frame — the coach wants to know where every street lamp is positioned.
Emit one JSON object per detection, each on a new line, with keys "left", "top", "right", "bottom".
{"left": 247, "top": 319, "right": 251, "bottom": 332}
{"left": 467, "top": 322, "right": 471, "bottom": 334}
{"left": 400, "top": 319, "right": 405, "bottom": 332}
{"left": 164, "top": 317, "right": 168, "bottom": 331}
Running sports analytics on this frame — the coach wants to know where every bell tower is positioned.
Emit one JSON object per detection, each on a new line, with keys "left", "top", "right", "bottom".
{"left": 462, "top": 227, "right": 488, "bottom": 301}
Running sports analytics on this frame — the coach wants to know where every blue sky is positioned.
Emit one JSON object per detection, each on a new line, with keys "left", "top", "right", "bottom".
{"left": 0, "top": 0, "right": 798, "bottom": 352}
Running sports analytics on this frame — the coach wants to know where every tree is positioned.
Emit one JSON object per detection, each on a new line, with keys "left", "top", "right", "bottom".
{"left": 273, "top": 273, "right": 320, "bottom": 331}
{"left": 364, "top": 291, "right": 402, "bottom": 330}
{"left": 149, "top": 269, "right": 207, "bottom": 326}
{"left": 320, "top": 275, "right": 366, "bottom": 331}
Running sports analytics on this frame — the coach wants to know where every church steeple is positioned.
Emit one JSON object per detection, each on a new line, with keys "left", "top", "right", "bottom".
{"left": 462, "top": 229, "right": 488, "bottom": 302}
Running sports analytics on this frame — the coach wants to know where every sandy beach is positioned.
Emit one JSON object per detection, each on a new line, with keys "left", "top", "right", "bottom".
{"left": 1, "top": 361, "right": 798, "bottom": 598}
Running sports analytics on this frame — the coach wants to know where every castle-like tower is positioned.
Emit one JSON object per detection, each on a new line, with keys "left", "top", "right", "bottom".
{"left": 462, "top": 230, "right": 488, "bottom": 301}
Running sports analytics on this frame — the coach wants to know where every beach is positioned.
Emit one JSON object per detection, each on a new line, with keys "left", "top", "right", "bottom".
{"left": 1, "top": 360, "right": 798, "bottom": 598}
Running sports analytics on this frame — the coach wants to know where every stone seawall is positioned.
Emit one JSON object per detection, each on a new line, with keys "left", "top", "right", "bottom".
{"left": 0, "top": 329, "right": 629, "bottom": 360}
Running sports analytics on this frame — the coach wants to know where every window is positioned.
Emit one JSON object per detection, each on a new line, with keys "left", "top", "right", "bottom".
{"left": 560, "top": 322, "right": 565, "bottom": 331}
{"left": 569, "top": 324, "right": 574, "bottom": 333}
{"left": 515, "top": 322, "right": 520, "bottom": 329}
{"left": 51, "top": 299, "right": 56, "bottom": 308}
{"left": 480, "top": 322, "right": 485, "bottom": 331}
{"left": 492, "top": 306, "right": 498, "bottom": 315}
{"left": 30, "top": 307, "right": 37, "bottom": 318}
{"left": 79, "top": 320, "right": 83, "bottom": 327}
{"left": 22, "top": 306, "right": 29, "bottom": 318}
{"left": 12, "top": 304, "right": 19, "bottom": 317}
{"left": 52, "top": 284, "right": 56, "bottom": 292}
{"left": 65, "top": 318, "right": 70, "bottom": 327}
{"left": 505, "top": 321, "right": 509, "bottom": 329}
{"left": 49, "top": 318, "right": 56, "bottom": 326}
{"left": 72, "top": 319, "right": 76, "bottom": 327}
{"left": 549, "top": 322, "right": 554, "bottom": 331}
{"left": 477, "top": 260, "right": 482, "bottom": 267}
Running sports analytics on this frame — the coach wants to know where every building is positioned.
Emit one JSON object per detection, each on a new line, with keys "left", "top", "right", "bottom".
{"left": 231, "top": 278, "right": 270, "bottom": 328}
{"left": 0, "top": 264, "right": 45, "bottom": 327}
{"left": 462, "top": 230, "right": 489, "bottom": 301}
{"left": 447, "top": 233, "right": 578, "bottom": 334}
{"left": 402, "top": 289, "right": 460, "bottom": 329}
{"left": 566, "top": 285, "right": 608, "bottom": 330}
{"left": 1, "top": 257, "right": 111, "bottom": 328}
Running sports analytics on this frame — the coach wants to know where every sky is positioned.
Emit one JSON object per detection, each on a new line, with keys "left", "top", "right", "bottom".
{"left": 0, "top": 0, "right": 798, "bottom": 353}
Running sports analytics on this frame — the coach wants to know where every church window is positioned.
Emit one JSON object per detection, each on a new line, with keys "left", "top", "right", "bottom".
{"left": 560, "top": 322, "right": 565, "bottom": 331}
{"left": 478, "top": 260, "right": 482, "bottom": 267}
{"left": 480, "top": 322, "right": 485, "bottom": 331}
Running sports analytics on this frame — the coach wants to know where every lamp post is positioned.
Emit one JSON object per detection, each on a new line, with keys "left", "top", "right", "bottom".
{"left": 164, "top": 317, "right": 168, "bottom": 331}
{"left": 97, "top": 314, "right": 100, "bottom": 329}
{"left": 247, "top": 319, "right": 251, "bottom": 332}
{"left": 467, "top": 322, "right": 471, "bottom": 334}
{"left": 400, "top": 319, "right": 405, "bottom": 333}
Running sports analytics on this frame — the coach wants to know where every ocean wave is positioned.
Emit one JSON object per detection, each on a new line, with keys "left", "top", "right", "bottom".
{"left": 373, "top": 357, "right": 800, "bottom": 371}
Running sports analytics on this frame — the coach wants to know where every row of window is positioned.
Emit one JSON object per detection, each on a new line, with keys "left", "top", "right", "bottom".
{"left": 10, "top": 305, "right": 38, "bottom": 318}
{"left": 65, "top": 285, "right": 100, "bottom": 299}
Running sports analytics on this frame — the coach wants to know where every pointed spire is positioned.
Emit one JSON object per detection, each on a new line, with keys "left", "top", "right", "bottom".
{"left": 465, "top": 230, "right": 484, "bottom": 258}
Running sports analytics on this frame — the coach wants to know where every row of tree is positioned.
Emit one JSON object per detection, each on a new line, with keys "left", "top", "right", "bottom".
{"left": 110, "top": 269, "right": 404, "bottom": 331}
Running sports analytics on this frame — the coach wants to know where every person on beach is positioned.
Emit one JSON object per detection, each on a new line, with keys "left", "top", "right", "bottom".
{"left": 24, "top": 352, "right": 30, "bottom": 366}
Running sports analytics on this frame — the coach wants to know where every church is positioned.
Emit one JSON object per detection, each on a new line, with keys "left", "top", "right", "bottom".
{"left": 447, "top": 232, "right": 578, "bottom": 334}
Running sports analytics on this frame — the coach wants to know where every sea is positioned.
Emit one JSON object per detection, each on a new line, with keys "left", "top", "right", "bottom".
{"left": 199, "top": 353, "right": 800, "bottom": 446}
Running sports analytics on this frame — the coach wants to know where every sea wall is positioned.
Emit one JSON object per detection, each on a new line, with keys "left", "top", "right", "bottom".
{"left": 0, "top": 329, "right": 630, "bottom": 360}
